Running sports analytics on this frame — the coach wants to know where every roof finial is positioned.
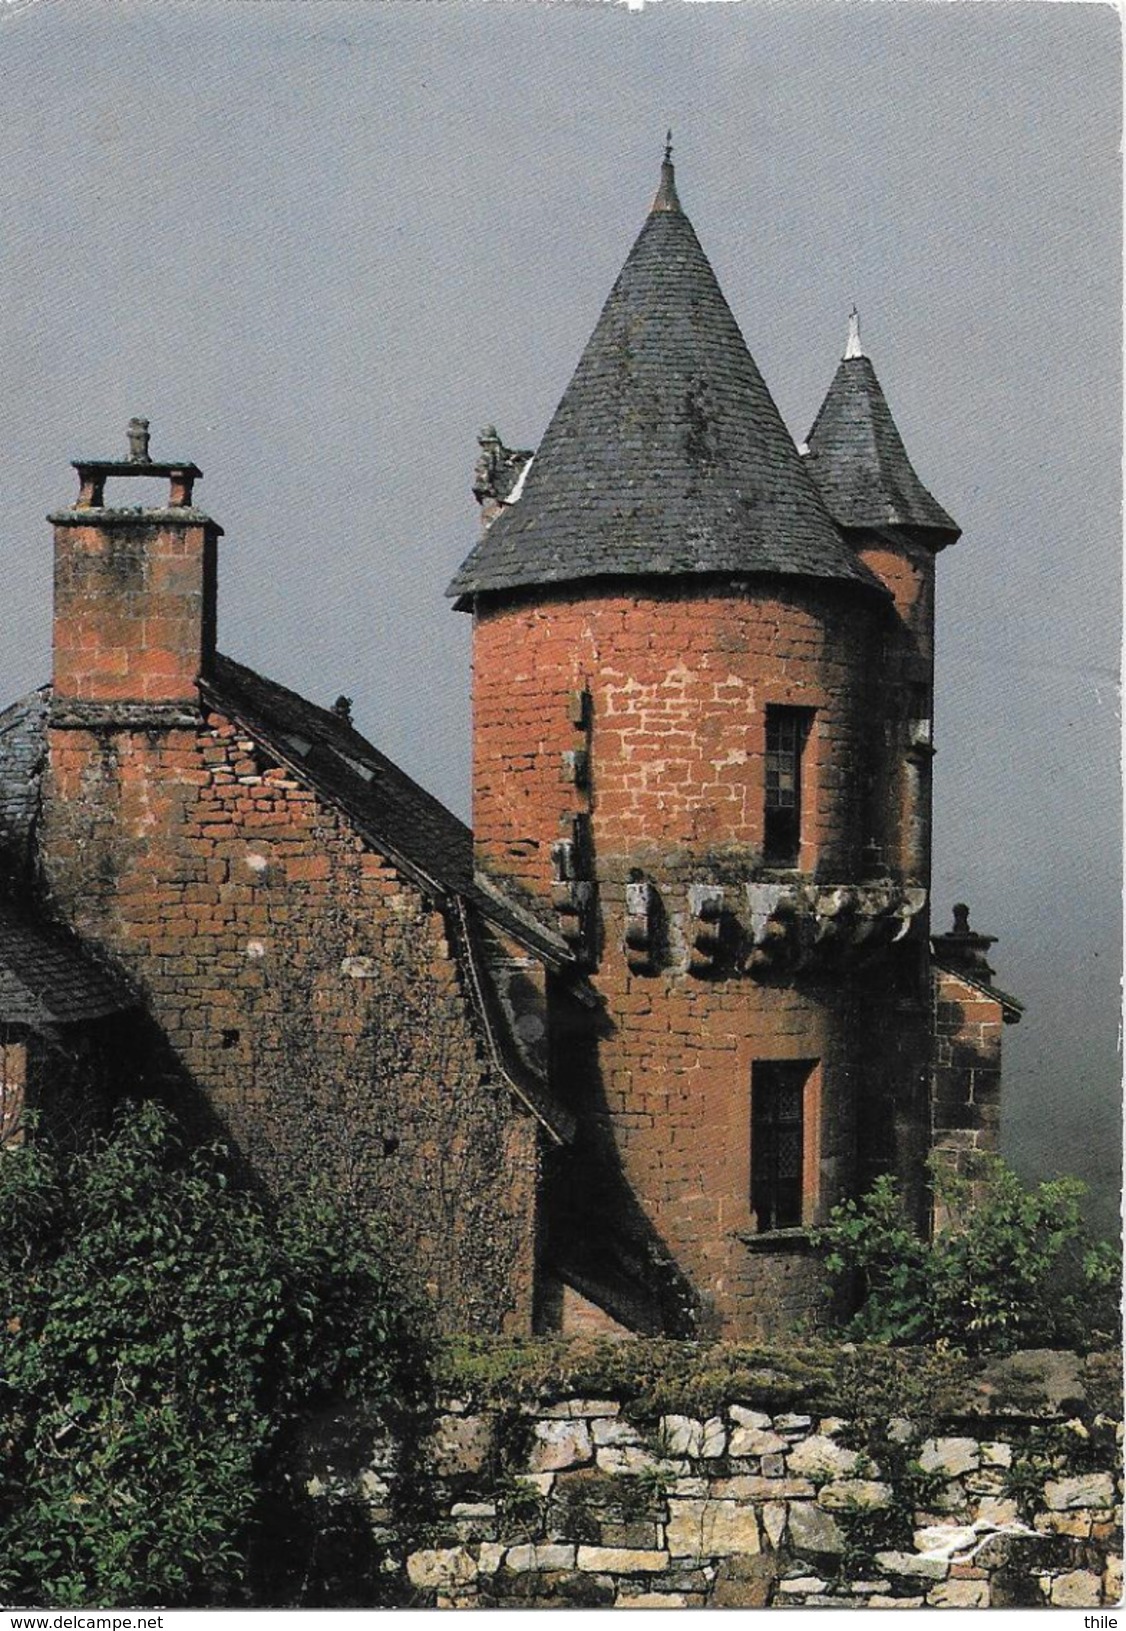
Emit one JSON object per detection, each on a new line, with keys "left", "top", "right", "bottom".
{"left": 844, "top": 306, "right": 864, "bottom": 360}
{"left": 651, "top": 129, "right": 681, "bottom": 214}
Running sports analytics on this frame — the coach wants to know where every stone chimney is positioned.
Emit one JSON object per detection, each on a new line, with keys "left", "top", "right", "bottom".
{"left": 931, "top": 902, "right": 997, "bottom": 981}
{"left": 49, "top": 422, "right": 221, "bottom": 724}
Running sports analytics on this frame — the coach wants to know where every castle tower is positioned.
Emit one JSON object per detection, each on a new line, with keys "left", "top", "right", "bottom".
{"left": 450, "top": 154, "right": 958, "bottom": 1338}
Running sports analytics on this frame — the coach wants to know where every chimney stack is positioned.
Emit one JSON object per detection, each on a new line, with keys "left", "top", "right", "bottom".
{"left": 50, "top": 422, "right": 221, "bottom": 723}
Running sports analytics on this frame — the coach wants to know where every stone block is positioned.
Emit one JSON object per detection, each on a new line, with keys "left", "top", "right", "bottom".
{"left": 666, "top": 1498, "right": 761, "bottom": 1559}
{"left": 788, "top": 1501, "right": 844, "bottom": 1557}
{"left": 423, "top": 1412, "right": 495, "bottom": 1478}
{"left": 729, "top": 1426, "right": 788, "bottom": 1457}
{"left": 592, "top": 1416, "right": 643, "bottom": 1447}
{"left": 659, "top": 1414, "right": 703, "bottom": 1457}
{"left": 701, "top": 1416, "right": 727, "bottom": 1457}
{"left": 476, "top": 1543, "right": 505, "bottom": 1576}
{"left": 576, "top": 1546, "right": 670, "bottom": 1573}
{"left": 1103, "top": 1554, "right": 1123, "bottom": 1602}
{"left": 1050, "top": 1569, "right": 1102, "bottom": 1607}
{"left": 711, "top": 1474, "right": 814, "bottom": 1500}
{"left": 529, "top": 1417, "right": 594, "bottom": 1472}
{"left": 818, "top": 1479, "right": 894, "bottom": 1511}
{"left": 762, "top": 1500, "right": 787, "bottom": 1550}
{"left": 777, "top": 1575, "right": 827, "bottom": 1594}
{"left": 918, "top": 1437, "right": 980, "bottom": 1478}
{"left": 711, "top": 1553, "right": 779, "bottom": 1607}
{"left": 504, "top": 1543, "right": 577, "bottom": 1573}
{"left": 596, "top": 1445, "right": 676, "bottom": 1476}
{"left": 787, "top": 1434, "right": 860, "bottom": 1478}
{"left": 1044, "top": 1472, "right": 1115, "bottom": 1510}
{"left": 616, "top": 1592, "right": 689, "bottom": 1608}
{"left": 407, "top": 1547, "right": 477, "bottom": 1589}
{"left": 774, "top": 1414, "right": 813, "bottom": 1433}
{"left": 874, "top": 1551, "right": 949, "bottom": 1581}
{"left": 981, "top": 1441, "right": 1013, "bottom": 1468}
{"left": 729, "top": 1405, "right": 773, "bottom": 1430}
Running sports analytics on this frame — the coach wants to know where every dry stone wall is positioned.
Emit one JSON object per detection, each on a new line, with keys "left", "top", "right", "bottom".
{"left": 313, "top": 1349, "right": 1123, "bottom": 1609}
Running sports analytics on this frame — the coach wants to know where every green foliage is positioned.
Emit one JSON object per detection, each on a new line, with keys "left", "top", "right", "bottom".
{"left": 817, "top": 1155, "right": 1122, "bottom": 1354}
{"left": 0, "top": 1101, "right": 419, "bottom": 1607}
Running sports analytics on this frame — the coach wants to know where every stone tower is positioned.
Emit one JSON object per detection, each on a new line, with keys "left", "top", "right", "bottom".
{"left": 450, "top": 153, "right": 963, "bottom": 1339}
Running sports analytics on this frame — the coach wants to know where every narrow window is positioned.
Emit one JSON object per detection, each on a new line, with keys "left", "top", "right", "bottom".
{"left": 751, "top": 1060, "right": 811, "bottom": 1231}
{"left": 764, "top": 706, "right": 812, "bottom": 866}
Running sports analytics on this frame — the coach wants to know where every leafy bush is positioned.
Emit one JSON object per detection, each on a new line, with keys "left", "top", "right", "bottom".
{"left": 818, "top": 1155, "right": 1121, "bottom": 1353}
{"left": 0, "top": 1101, "right": 421, "bottom": 1607}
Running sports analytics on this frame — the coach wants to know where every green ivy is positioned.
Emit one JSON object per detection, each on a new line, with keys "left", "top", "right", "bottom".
{"left": 816, "top": 1156, "right": 1121, "bottom": 1354}
{"left": 0, "top": 1101, "right": 421, "bottom": 1607}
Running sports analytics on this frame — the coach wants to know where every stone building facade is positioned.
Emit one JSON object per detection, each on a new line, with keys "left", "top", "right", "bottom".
{"left": 0, "top": 154, "right": 1019, "bottom": 1340}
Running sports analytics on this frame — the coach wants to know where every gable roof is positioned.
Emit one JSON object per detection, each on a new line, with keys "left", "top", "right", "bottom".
{"left": 448, "top": 157, "right": 886, "bottom": 606}
{"left": 804, "top": 352, "right": 960, "bottom": 543}
{"left": 0, "top": 898, "right": 134, "bottom": 1032}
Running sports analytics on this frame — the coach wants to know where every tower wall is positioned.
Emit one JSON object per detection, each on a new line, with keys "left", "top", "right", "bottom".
{"left": 473, "top": 581, "right": 884, "bottom": 894}
{"left": 472, "top": 578, "right": 924, "bottom": 1336}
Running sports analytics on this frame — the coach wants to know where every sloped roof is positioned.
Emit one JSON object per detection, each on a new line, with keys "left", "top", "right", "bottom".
{"left": 0, "top": 899, "right": 133, "bottom": 1031}
{"left": 0, "top": 688, "right": 49, "bottom": 884}
{"left": 449, "top": 158, "right": 885, "bottom": 605}
{"left": 804, "top": 353, "right": 960, "bottom": 542}
{"left": 205, "top": 654, "right": 570, "bottom": 971}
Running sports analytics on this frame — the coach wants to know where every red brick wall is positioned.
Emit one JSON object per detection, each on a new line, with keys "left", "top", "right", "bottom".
{"left": 40, "top": 713, "right": 539, "bottom": 1335}
{"left": 472, "top": 580, "right": 911, "bottom": 1338}
{"left": 931, "top": 966, "right": 1004, "bottom": 1224}
{"left": 52, "top": 516, "right": 217, "bottom": 703}
{"left": 473, "top": 582, "right": 884, "bottom": 894}
{"left": 855, "top": 536, "right": 936, "bottom": 886}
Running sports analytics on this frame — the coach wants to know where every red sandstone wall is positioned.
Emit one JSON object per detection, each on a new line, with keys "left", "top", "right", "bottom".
{"left": 52, "top": 517, "right": 215, "bottom": 703}
{"left": 40, "top": 713, "right": 538, "bottom": 1335}
{"left": 932, "top": 966, "right": 1004, "bottom": 1192}
{"left": 473, "top": 583, "right": 883, "bottom": 896}
{"left": 855, "top": 536, "right": 936, "bottom": 885}
{"left": 473, "top": 581, "right": 904, "bottom": 1337}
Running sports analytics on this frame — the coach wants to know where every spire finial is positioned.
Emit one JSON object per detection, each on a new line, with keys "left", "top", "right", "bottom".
{"left": 651, "top": 130, "right": 681, "bottom": 214}
{"left": 844, "top": 306, "right": 864, "bottom": 359}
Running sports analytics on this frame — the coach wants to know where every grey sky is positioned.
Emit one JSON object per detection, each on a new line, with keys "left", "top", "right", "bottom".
{"left": 1, "top": 0, "right": 1120, "bottom": 1230}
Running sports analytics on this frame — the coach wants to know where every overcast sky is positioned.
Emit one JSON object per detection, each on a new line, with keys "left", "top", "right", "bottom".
{"left": 1, "top": 0, "right": 1120, "bottom": 1231}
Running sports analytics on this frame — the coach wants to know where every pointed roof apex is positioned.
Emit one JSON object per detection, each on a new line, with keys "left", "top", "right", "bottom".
{"left": 805, "top": 340, "right": 960, "bottom": 545}
{"left": 449, "top": 154, "right": 886, "bottom": 605}
{"left": 651, "top": 130, "right": 681, "bottom": 213}
{"left": 844, "top": 307, "right": 864, "bottom": 359}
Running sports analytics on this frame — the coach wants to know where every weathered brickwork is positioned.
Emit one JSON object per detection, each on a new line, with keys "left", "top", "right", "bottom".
{"left": 51, "top": 513, "right": 217, "bottom": 704}
{"left": 40, "top": 714, "right": 538, "bottom": 1334}
{"left": 473, "top": 581, "right": 937, "bottom": 1337}
{"left": 473, "top": 583, "right": 884, "bottom": 893}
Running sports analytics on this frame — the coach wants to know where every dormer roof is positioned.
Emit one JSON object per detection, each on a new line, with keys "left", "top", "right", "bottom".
{"left": 449, "top": 154, "right": 884, "bottom": 606}
{"left": 804, "top": 323, "right": 960, "bottom": 545}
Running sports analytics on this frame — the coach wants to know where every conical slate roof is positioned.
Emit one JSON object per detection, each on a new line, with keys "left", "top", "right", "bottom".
{"left": 804, "top": 327, "right": 960, "bottom": 544}
{"left": 448, "top": 157, "right": 884, "bottom": 604}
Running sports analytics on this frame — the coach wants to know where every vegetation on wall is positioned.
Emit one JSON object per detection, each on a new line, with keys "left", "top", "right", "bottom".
{"left": 818, "top": 1154, "right": 1121, "bottom": 1354}
{"left": 0, "top": 1101, "right": 421, "bottom": 1608}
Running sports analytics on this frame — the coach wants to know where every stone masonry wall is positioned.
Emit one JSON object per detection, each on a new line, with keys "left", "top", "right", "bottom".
{"left": 472, "top": 581, "right": 929, "bottom": 1340}
{"left": 932, "top": 966, "right": 1004, "bottom": 1216}
{"left": 315, "top": 1347, "right": 1122, "bottom": 1610}
{"left": 39, "top": 710, "right": 539, "bottom": 1334}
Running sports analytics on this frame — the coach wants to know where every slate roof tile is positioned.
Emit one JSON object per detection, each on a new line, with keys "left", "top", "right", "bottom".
{"left": 449, "top": 159, "right": 885, "bottom": 605}
{"left": 804, "top": 354, "right": 960, "bottom": 541}
{"left": 0, "top": 899, "right": 133, "bottom": 1031}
